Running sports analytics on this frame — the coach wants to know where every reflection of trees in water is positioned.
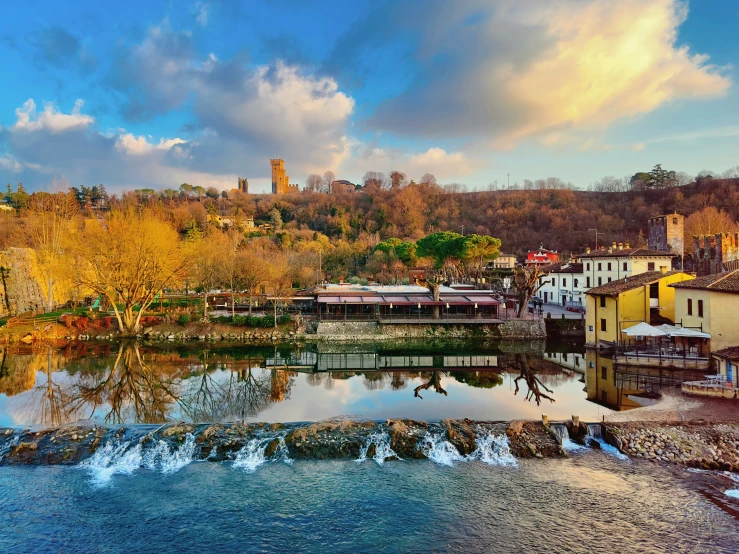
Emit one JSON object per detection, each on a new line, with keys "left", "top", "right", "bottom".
{"left": 414, "top": 371, "right": 448, "bottom": 399}
{"left": 363, "top": 372, "right": 390, "bottom": 391}
{"left": 512, "top": 354, "right": 555, "bottom": 405}
{"left": 451, "top": 371, "right": 503, "bottom": 389}
{"left": 390, "top": 373, "right": 408, "bottom": 391}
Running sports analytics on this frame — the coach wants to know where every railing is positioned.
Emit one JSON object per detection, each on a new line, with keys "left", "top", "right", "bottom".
{"left": 317, "top": 313, "right": 502, "bottom": 322}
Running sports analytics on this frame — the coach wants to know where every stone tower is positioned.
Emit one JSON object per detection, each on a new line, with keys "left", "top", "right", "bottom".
{"left": 237, "top": 177, "right": 249, "bottom": 194}
{"left": 648, "top": 213, "right": 684, "bottom": 255}
{"left": 271, "top": 159, "right": 289, "bottom": 194}
{"left": 693, "top": 233, "right": 739, "bottom": 276}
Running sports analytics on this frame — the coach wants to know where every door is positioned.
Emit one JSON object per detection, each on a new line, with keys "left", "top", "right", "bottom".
{"left": 544, "top": 292, "right": 548, "bottom": 303}
{"left": 562, "top": 295, "right": 566, "bottom": 306}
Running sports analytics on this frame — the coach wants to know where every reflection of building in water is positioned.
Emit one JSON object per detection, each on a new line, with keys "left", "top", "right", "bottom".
{"left": 585, "top": 350, "right": 704, "bottom": 411}
{"left": 266, "top": 351, "right": 499, "bottom": 372}
{"left": 543, "top": 351, "right": 585, "bottom": 374}
{"left": 270, "top": 369, "right": 295, "bottom": 402}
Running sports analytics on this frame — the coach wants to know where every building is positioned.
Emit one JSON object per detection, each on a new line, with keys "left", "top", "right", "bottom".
{"left": 488, "top": 253, "right": 517, "bottom": 269}
{"left": 536, "top": 263, "right": 584, "bottom": 307}
{"left": 711, "top": 347, "right": 739, "bottom": 388}
{"left": 670, "top": 269, "right": 739, "bottom": 351}
{"left": 526, "top": 247, "right": 559, "bottom": 267}
{"left": 311, "top": 284, "right": 501, "bottom": 321}
{"left": 585, "top": 270, "right": 694, "bottom": 346}
{"left": 577, "top": 244, "right": 675, "bottom": 290}
{"left": 330, "top": 180, "right": 357, "bottom": 193}
{"left": 648, "top": 213, "right": 684, "bottom": 255}
{"left": 692, "top": 233, "right": 739, "bottom": 277}
{"left": 237, "top": 177, "right": 249, "bottom": 194}
{"left": 271, "top": 159, "right": 300, "bottom": 195}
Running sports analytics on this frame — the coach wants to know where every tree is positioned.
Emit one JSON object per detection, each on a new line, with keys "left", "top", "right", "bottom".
{"left": 180, "top": 183, "right": 193, "bottom": 199}
{"left": 193, "top": 186, "right": 206, "bottom": 201}
{"left": 305, "top": 174, "right": 323, "bottom": 193}
{"left": 415, "top": 232, "right": 467, "bottom": 316}
{"left": 459, "top": 234, "right": 501, "bottom": 282}
{"left": 205, "top": 187, "right": 220, "bottom": 200}
{"left": 71, "top": 209, "right": 188, "bottom": 335}
{"left": 189, "top": 233, "right": 229, "bottom": 319}
{"left": 236, "top": 250, "right": 269, "bottom": 316}
{"left": 362, "top": 171, "right": 385, "bottom": 190}
{"left": 420, "top": 173, "right": 437, "bottom": 187}
{"left": 269, "top": 208, "right": 283, "bottom": 230}
{"left": 389, "top": 171, "right": 407, "bottom": 190}
{"left": 684, "top": 207, "right": 738, "bottom": 253}
{"left": 266, "top": 253, "right": 293, "bottom": 328}
{"left": 513, "top": 266, "right": 552, "bottom": 317}
{"left": 26, "top": 189, "right": 79, "bottom": 311}
{"left": 323, "top": 171, "right": 336, "bottom": 193}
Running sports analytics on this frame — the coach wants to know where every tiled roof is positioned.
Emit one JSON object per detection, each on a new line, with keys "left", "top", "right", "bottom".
{"left": 577, "top": 247, "right": 676, "bottom": 259}
{"left": 585, "top": 271, "right": 684, "bottom": 297}
{"left": 669, "top": 270, "right": 739, "bottom": 294}
{"left": 712, "top": 346, "right": 739, "bottom": 360}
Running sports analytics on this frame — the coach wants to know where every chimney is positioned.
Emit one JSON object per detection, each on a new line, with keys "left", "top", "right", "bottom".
{"left": 586, "top": 247, "right": 591, "bottom": 254}
{"left": 612, "top": 242, "right": 617, "bottom": 249}
{"left": 660, "top": 266, "right": 667, "bottom": 274}
{"left": 618, "top": 242, "right": 623, "bottom": 250}
{"left": 625, "top": 242, "right": 631, "bottom": 249}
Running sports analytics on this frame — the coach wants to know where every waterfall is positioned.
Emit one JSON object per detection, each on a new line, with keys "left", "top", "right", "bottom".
{"left": 356, "top": 432, "right": 400, "bottom": 466}
{"left": 233, "top": 436, "right": 292, "bottom": 473}
{"left": 419, "top": 431, "right": 518, "bottom": 467}
{"left": 552, "top": 424, "right": 587, "bottom": 452}
{"left": 586, "top": 424, "right": 628, "bottom": 460}
{"left": 79, "top": 440, "right": 144, "bottom": 486}
{"left": 418, "top": 433, "right": 465, "bottom": 466}
{"left": 143, "top": 434, "right": 197, "bottom": 474}
{"left": 0, "top": 435, "right": 18, "bottom": 461}
{"left": 468, "top": 432, "right": 518, "bottom": 466}
{"left": 78, "top": 434, "right": 197, "bottom": 486}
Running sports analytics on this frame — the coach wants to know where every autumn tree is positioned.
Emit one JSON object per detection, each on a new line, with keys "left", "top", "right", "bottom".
{"left": 188, "top": 232, "right": 230, "bottom": 319}
{"left": 236, "top": 250, "right": 269, "bottom": 315}
{"left": 71, "top": 209, "right": 188, "bottom": 335}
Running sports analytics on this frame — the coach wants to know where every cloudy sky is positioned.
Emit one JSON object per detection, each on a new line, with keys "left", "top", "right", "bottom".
{"left": 1, "top": 0, "right": 737, "bottom": 193}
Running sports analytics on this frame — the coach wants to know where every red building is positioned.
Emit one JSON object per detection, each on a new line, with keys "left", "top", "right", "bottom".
{"left": 526, "top": 247, "right": 559, "bottom": 267}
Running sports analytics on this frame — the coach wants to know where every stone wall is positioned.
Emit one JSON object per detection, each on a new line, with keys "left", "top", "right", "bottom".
{"left": 314, "top": 319, "right": 546, "bottom": 342}
{"left": 0, "top": 248, "right": 47, "bottom": 317}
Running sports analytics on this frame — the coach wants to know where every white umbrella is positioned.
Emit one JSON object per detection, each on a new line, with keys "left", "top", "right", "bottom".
{"left": 621, "top": 322, "right": 667, "bottom": 337}
{"left": 656, "top": 324, "right": 711, "bottom": 339}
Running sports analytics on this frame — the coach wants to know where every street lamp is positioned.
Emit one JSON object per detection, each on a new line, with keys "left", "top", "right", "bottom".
{"left": 588, "top": 228, "right": 598, "bottom": 250}
{"left": 418, "top": 302, "right": 421, "bottom": 321}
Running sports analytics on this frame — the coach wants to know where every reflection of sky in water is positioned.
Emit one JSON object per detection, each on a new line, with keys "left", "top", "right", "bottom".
{"left": 0, "top": 353, "right": 615, "bottom": 426}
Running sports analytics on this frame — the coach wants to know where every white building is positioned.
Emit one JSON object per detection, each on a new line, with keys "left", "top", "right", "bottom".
{"left": 537, "top": 243, "right": 675, "bottom": 308}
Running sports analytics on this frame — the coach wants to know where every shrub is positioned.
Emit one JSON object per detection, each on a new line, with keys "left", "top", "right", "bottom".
{"left": 177, "top": 314, "right": 190, "bottom": 326}
{"left": 278, "top": 313, "right": 291, "bottom": 324}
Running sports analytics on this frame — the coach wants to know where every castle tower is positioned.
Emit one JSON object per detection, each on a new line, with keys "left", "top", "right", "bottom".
{"left": 648, "top": 213, "right": 684, "bottom": 255}
{"left": 237, "top": 177, "right": 249, "bottom": 194}
{"left": 271, "top": 159, "right": 289, "bottom": 194}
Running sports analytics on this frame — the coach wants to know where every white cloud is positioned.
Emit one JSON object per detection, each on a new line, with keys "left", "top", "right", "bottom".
{"left": 0, "top": 155, "right": 23, "bottom": 173}
{"left": 345, "top": 144, "right": 477, "bottom": 182}
{"left": 370, "top": 0, "right": 731, "bottom": 145}
{"left": 13, "top": 99, "right": 94, "bottom": 133}
{"left": 194, "top": 2, "right": 209, "bottom": 26}
{"left": 115, "top": 133, "right": 188, "bottom": 155}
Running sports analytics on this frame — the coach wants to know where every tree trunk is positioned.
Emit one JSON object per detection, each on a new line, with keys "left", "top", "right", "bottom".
{"left": 47, "top": 275, "right": 54, "bottom": 313}
{"left": 249, "top": 294, "right": 253, "bottom": 316}
{"left": 232, "top": 292, "right": 236, "bottom": 318}
{"left": 274, "top": 300, "right": 278, "bottom": 328}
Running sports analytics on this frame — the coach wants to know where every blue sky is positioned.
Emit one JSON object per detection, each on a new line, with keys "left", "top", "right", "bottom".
{"left": 1, "top": 0, "right": 737, "bottom": 193}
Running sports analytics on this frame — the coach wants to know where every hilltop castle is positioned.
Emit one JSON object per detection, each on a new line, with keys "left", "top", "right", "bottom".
{"left": 271, "top": 159, "right": 299, "bottom": 194}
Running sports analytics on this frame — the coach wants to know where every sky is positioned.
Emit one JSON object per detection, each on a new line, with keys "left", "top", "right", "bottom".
{"left": 0, "top": 0, "right": 737, "bottom": 194}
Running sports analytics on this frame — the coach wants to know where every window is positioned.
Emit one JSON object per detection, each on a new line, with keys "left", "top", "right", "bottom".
{"left": 687, "top": 298, "right": 693, "bottom": 316}
{"left": 600, "top": 297, "right": 606, "bottom": 308}
{"left": 586, "top": 263, "right": 590, "bottom": 271}
{"left": 563, "top": 278, "right": 567, "bottom": 287}
{"left": 601, "top": 366, "right": 607, "bottom": 379}
{"left": 598, "top": 263, "right": 602, "bottom": 271}
{"left": 574, "top": 279, "right": 579, "bottom": 288}
{"left": 598, "top": 277, "right": 602, "bottom": 286}
{"left": 649, "top": 282, "right": 659, "bottom": 299}
{"left": 586, "top": 277, "right": 591, "bottom": 287}
{"left": 607, "top": 262, "right": 612, "bottom": 271}
{"left": 600, "top": 319, "right": 607, "bottom": 332}
{"left": 623, "top": 262, "right": 627, "bottom": 271}
{"left": 698, "top": 299, "right": 704, "bottom": 318}
{"left": 673, "top": 217, "right": 678, "bottom": 225}
{"left": 575, "top": 357, "right": 580, "bottom": 367}
{"left": 552, "top": 278, "right": 556, "bottom": 288}
{"left": 648, "top": 262, "right": 655, "bottom": 271}
{"left": 608, "top": 277, "right": 612, "bottom": 283}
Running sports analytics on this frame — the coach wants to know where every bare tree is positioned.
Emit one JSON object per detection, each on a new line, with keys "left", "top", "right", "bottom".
{"left": 389, "top": 170, "right": 407, "bottom": 190}
{"left": 514, "top": 265, "right": 552, "bottom": 318}
{"left": 420, "top": 173, "right": 437, "bottom": 187}
{"left": 323, "top": 171, "right": 336, "bottom": 194}
{"left": 305, "top": 174, "right": 323, "bottom": 193}
{"left": 363, "top": 171, "right": 385, "bottom": 190}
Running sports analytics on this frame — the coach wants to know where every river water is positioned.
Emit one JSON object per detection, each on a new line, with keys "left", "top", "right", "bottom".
{"left": 2, "top": 451, "right": 739, "bottom": 553}
{"left": 1, "top": 341, "right": 736, "bottom": 552}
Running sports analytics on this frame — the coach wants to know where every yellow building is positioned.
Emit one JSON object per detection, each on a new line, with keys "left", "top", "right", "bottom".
{"left": 585, "top": 270, "right": 694, "bottom": 346}
{"left": 670, "top": 270, "right": 739, "bottom": 351}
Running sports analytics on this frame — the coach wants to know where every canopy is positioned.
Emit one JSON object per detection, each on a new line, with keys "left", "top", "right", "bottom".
{"left": 621, "top": 322, "right": 667, "bottom": 337}
{"left": 655, "top": 324, "right": 712, "bottom": 339}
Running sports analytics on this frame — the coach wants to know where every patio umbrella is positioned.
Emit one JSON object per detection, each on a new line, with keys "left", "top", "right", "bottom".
{"left": 655, "top": 324, "right": 711, "bottom": 339}
{"left": 621, "top": 322, "right": 667, "bottom": 337}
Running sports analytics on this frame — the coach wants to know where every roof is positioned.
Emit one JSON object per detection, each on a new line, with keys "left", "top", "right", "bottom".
{"left": 313, "top": 284, "right": 499, "bottom": 296}
{"left": 669, "top": 270, "right": 739, "bottom": 294}
{"left": 552, "top": 263, "right": 583, "bottom": 274}
{"left": 585, "top": 271, "right": 685, "bottom": 297}
{"left": 316, "top": 294, "right": 499, "bottom": 306}
{"left": 713, "top": 346, "right": 739, "bottom": 360}
{"left": 577, "top": 247, "right": 676, "bottom": 259}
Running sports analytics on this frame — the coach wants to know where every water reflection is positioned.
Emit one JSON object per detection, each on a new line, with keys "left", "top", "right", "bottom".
{"left": 0, "top": 342, "right": 646, "bottom": 426}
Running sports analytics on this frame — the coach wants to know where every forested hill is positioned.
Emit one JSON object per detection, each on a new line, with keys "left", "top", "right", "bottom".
{"left": 269, "top": 177, "right": 739, "bottom": 255}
